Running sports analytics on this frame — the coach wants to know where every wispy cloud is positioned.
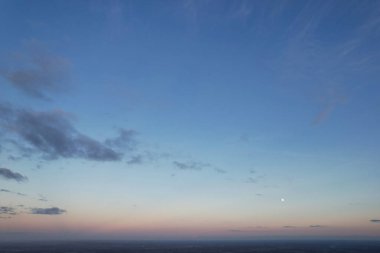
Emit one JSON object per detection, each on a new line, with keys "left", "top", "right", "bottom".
{"left": 214, "top": 168, "right": 227, "bottom": 174}
{"left": 0, "top": 103, "right": 129, "bottom": 161}
{"left": 173, "top": 160, "right": 210, "bottom": 171}
{"left": 370, "top": 219, "right": 380, "bottom": 223}
{"left": 269, "top": 1, "right": 380, "bottom": 124}
{"left": 0, "top": 168, "right": 28, "bottom": 182}
{"left": 313, "top": 87, "right": 346, "bottom": 125}
{"left": 127, "top": 155, "right": 143, "bottom": 165}
{"left": 30, "top": 207, "right": 66, "bottom": 215}
{"left": 227, "top": 226, "right": 267, "bottom": 233}
{"left": 105, "top": 128, "right": 137, "bottom": 150}
{"left": 283, "top": 226, "right": 297, "bottom": 228}
{"left": 0, "top": 206, "right": 18, "bottom": 216}
{"left": 38, "top": 194, "right": 48, "bottom": 202}
{"left": 245, "top": 172, "right": 265, "bottom": 184}
{"left": 0, "top": 40, "right": 70, "bottom": 100}
{"left": 0, "top": 188, "right": 27, "bottom": 196}
{"left": 309, "top": 225, "right": 326, "bottom": 228}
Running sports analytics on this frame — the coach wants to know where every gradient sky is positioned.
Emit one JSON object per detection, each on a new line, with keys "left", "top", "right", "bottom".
{"left": 1, "top": 0, "right": 380, "bottom": 241}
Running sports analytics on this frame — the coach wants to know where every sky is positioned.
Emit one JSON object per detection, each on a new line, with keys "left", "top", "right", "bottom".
{"left": 0, "top": 0, "right": 380, "bottom": 241}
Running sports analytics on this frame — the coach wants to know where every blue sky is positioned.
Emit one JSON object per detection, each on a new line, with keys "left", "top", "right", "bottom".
{"left": 1, "top": 0, "right": 380, "bottom": 240}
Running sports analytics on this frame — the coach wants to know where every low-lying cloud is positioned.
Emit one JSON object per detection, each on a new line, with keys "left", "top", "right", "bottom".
{"left": 30, "top": 207, "right": 66, "bottom": 215}
{"left": 0, "top": 206, "right": 17, "bottom": 215}
{"left": 370, "top": 219, "right": 380, "bottom": 223}
{"left": 0, "top": 168, "right": 28, "bottom": 182}
{"left": 309, "top": 225, "right": 326, "bottom": 228}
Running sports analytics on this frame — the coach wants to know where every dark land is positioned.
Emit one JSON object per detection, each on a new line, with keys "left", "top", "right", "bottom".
{"left": 1, "top": 241, "right": 380, "bottom": 253}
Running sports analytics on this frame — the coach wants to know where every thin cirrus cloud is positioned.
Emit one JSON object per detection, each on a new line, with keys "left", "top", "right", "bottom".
{"left": 30, "top": 207, "right": 66, "bottom": 215}
{"left": 172, "top": 160, "right": 210, "bottom": 171}
{"left": 0, "top": 40, "right": 70, "bottom": 100}
{"left": 0, "top": 103, "right": 137, "bottom": 161}
{"left": 0, "top": 188, "right": 27, "bottom": 196}
{"left": 0, "top": 168, "right": 28, "bottom": 182}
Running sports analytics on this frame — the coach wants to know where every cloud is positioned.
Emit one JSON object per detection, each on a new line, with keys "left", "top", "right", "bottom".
{"left": 38, "top": 194, "right": 48, "bottom": 202}
{"left": 0, "top": 40, "right": 70, "bottom": 100}
{"left": 283, "top": 226, "right": 297, "bottom": 228}
{"left": 246, "top": 177, "right": 258, "bottom": 184}
{"left": 127, "top": 155, "right": 143, "bottom": 165}
{"left": 30, "top": 207, "right": 66, "bottom": 215}
{"left": 370, "top": 219, "right": 380, "bottom": 223}
{"left": 0, "top": 188, "right": 27, "bottom": 196}
{"left": 215, "top": 168, "right": 227, "bottom": 174}
{"left": 0, "top": 206, "right": 17, "bottom": 215}
{"left": 8, "top": 155, "right": 22, "bottom": 161}
{"left": 0, "top": 168, "right": 28, "bottom": 182}
{"left": 228, "top": 229, "right": 245, "bottom": 233}
{"left": 0, "top": 103, "right": 124, "bottom": 161}
{"left": 309, "top": 225, "right": 326, "bottom": 228}
{"left": 105, "top": 128, "right": 137, "bottom": 150}
{"left": 173, "top": 160, "right": 210, "bottom": 171}
{"left": 245, "top": 173, "right": 265, "bottom": 184}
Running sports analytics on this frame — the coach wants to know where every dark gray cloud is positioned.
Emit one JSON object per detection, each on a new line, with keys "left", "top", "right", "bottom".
{"left": 30, "top": 207, "right": 66, "bottom": 215}
{"left": 173, "top": 161, "right": 210, "bottom": 171}
{"left": 0, "top": 168, "right": 28, "bottom": 182}
{"left": 309, "top": 225, "right": 326, "bottom": 228}
{"left": 0, "top": 40, "right": 70, "bottom": 100}
{"left": 105, "top": 129, "right": 137, "bottom": 150}
{"left": 0, "top": 103, "right": 124, "bottom": 161}
{"left": 370, "top": 219, "right": 380, "bottom": 223}
{"left": 0, "top": 206, "right": 17, "bottom": 215}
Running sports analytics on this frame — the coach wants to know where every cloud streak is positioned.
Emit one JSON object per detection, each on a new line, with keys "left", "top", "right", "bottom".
{"left": 30, "top": 207, "right": 66, "bottom": 215}
{"left": 173, "top": 160, "right": 210, "bottom": 171}
{"left": 0, "top": 206, "right": 17, "bottom": 215}
{"left": 0, "top": 168, "right": 28, "bottom": 182}
{"left": 309, "top": 225, "right": 326, "bottom": 228}
{"left": 0, "top": 188, "right": 27, "bottom": 196}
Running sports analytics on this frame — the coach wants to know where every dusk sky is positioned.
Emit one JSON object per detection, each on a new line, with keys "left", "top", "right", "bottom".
{"left": 1, "top": 0, "right": 380, "bottom": 241}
